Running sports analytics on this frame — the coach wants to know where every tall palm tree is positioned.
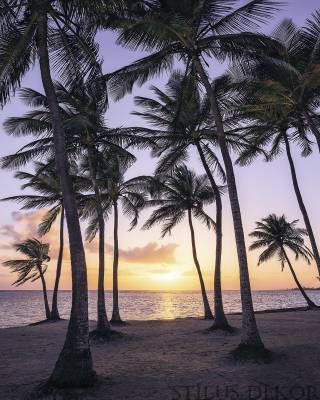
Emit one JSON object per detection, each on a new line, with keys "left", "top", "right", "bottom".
{"left": 132, "top": 70, "right": 243, "bottom": 329}
{"left": 143, "top": 165, "right": 215, "bottom": 320}
{"left": 249, "top": 214, "right": 317, "bottom": 309}
{"left": 231, "top": 19, "right": 320, "bottom": 278}
{"left": 3, "top": 238, "right": 51, "bottom": 320}
{"left": 83, "top": 159, "right": 146, "bottom": 324}
{"left": 1, "top": 79, "right": 144, "bottom": 337}
{"left": 107, "top": 0, "right": 283, "bottom": 355}
{"left": 0, "top": 1, "right": 104, "bottom": 385}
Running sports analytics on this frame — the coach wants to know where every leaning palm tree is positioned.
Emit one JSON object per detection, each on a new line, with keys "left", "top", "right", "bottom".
{"left": 232, "top": 18, "right": 320, "bottom": 278}
{"left": 107, "top": 0, "right": 283, "bottom": 355}
{"left": 1, "top": 79, "right": 150, "bottom": 337}
{"left": 3, "top": 238, "right": 51, "bottom": 320}
{"left": 143, "top": 165, "right": 215, "bottom": 320}
{"left": 1, "top": 161, "right": 79, "bottom": 320}
{"left": 249, "top": 214, "right": 317, "bottom": 309}
{"left": 132, "top": 70, "right": 250, "bottom": 330}
{"left": 0, "top": 1, "right": 105, "bottom": 385}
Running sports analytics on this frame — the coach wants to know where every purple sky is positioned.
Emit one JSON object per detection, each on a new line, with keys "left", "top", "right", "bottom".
{"left": 1, "top": 0, "right": 320, "bottom": 291}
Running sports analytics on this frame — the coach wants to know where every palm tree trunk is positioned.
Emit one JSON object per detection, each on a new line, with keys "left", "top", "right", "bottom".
{"left": 304, "top": 112, "right": 320, "bottom": 153}
{"left": 187, "top": 209, "right": 213, "bottom": 319}
{"left": 283, "top": 249, "right": 317, "bottom": 308}
{"left": 196, "top": 142, "right": 230, "bottom": 328}
{"left": 111, "top": 201, "right": 122, "bottom": 322}
{"left": 37, "top": 14, "right": 95, "bottom": 387}
{"left": 87, "top": 145, "right": 110, "bottom": 334}
{"left": 50, "top": 206, "right": 64, "bottom": 320}
{"left": 38, "top": 265, "right": 51, "bottom": 320}
{"left": 283, "top": 133, "right": 320, "bottom": 278}
{"left": 193, "top": 58, "right": 263, "bottom": 348}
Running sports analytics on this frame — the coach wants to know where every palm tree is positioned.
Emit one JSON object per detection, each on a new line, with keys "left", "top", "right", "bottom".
{"left": 249, "top": 214, "right": 317, "bottom": 309}
{"left": 83, "top": 159, "right": 146, "bottom": 324}
{"left": 0, "top": 1, "right": 104, "bottom": 385}
{"left": 231, "top": 19, "right": 320, "bottom": 278}
{"left": 143, "top": 165, "right": 215, "bottom": 320}
{"left": 3, "top": 238, "right": 51, "bottom": 320}
{"left": 132, "top": 70, "right": 242, "bottom": 330}
{"left": 107, "top": 0, "right": 283, "bottom": 355}
{"left": 1, "top": 161, "right": 77, "bottom": 321}
{"left": 1, "top": 80, "right": 142, "bottom": 337}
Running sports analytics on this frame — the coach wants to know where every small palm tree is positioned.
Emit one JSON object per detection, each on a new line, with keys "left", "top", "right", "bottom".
{"left": 143, "top": 165, "right": 215, "bottom": 320}
{"left": 3, "top": 238, "right": 51, "bottom": 319}
{"left": 249, "top": 214, "right": 317, "bottom": 309}
{"left": 1, "top": 161, "right": 83, "bottom": 320}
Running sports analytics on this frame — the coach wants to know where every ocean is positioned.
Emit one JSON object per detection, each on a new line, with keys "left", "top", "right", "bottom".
{"left": 1, "top": 289, "right": 319, "bottom": 328}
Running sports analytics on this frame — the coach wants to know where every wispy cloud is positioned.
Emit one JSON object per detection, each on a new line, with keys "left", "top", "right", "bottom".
{"left": 87, "top": 240, "right": 178, "bottom": 264}
{"left": 120, "top": 242, "right": 178, "bottom": 264}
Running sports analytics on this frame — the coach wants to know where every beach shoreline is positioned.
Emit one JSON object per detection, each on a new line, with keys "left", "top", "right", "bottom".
{"left": 1, "top": 309, "right": 320, "bottom": 399}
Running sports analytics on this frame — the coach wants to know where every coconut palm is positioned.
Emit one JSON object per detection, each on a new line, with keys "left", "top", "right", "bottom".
{"left": 143, "top": 165, "right": 215, "bottom": 319}
{"left": 132, "top": 70, "right": 244, "bottom": 329}
{"left": 230, "top": 19, "right": 320, "bottom": 278}
{"left": 249, "top": 214, "right": 317, "bottom": 309}
{"left": 106, "top": 0, "right": 283, "bottom": 354}
{"left": 3, "top": 238, "right": 51, "bottom": 319}
{"left": 1, "top": 78, "right": 149, "bottom": 337}
{"left": 0, "top": 1, "right": 105, "bottom": 385}
{"left": 82, "top": 159, "right": 147, "bottom": 323}
{"left": 1, "top": 161, "right": 83, "bottom": 320}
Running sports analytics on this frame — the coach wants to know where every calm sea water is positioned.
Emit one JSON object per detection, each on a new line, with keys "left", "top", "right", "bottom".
{"left": 0, "top": 290, "right": 319, "bottom": 328}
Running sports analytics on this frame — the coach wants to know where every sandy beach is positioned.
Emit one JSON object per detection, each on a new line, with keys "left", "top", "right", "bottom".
{"left": 1, "top": 310, "right": 320, "bottom": 399}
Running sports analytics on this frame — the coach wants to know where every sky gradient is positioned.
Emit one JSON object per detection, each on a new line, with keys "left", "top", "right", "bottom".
{"left": 0, "top": 0, "right": 320, "bottom": 292}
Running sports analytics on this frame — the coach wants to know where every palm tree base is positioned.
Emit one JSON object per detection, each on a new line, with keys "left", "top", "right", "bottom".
{"left": 307, "top": 303, "right": 320, "bottom": 310}
{"left": 89, "top": 328, "right": 124, "bottom": 342}
{"left": 29, "top": 318, "right": 62, "bottom": 326}
{"left": 207, "top": 323, "right": 235, "bottom": 333}
{"left": 49, "top": 311, "right": 61, "bottom": 321}
{"left": 231, "top": 343, "right": 272, "bottom": 362}
{"left": 110, "top": 318, "right": 128, "bottom": 325}
{"left": 48, "top": 349, "right": 96, "bottom": 388}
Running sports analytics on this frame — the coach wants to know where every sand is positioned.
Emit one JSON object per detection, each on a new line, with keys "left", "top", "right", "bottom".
{"left": 1, "top": 310, "right": 320, "bottom": 399}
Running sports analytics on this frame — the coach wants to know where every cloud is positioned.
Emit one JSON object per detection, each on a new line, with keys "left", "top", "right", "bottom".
{"left": 1, "top": 212, "right": 178, "bottom": 266}
{"left": 0, "top": 211, "right": 66, "bottom": 260}
{"left": 120, "top": 242, "right": 178, "bottom": 264}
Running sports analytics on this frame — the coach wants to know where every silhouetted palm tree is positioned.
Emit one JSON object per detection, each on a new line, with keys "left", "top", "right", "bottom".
{"left": 133, "top": 70, "right": 252, "bottom": 329}
{"left": 143, "top": 165, "right": 215, "bottom": 319}
{"left": 249, "top": 214, "right": 317, "bottom": 309}
{"left": 1, "top": 79, "right": 147, "bottom": 337}
{"left": 1, "top": 162, "right": 82, "bottom": 320}
{"left": 231, "top": 19, "right": 320, "bottom": 278}
{"left": 107, "top": 0, "right": 283, "bottom": 354}
{"left": 82, "top": 159, "right": 146, "bottom": 323}
{"left": 3, "top": 238, "right": 51, "bottom": 319}
{"left": 0, "top": 1, "right": 104, "bottom": 385}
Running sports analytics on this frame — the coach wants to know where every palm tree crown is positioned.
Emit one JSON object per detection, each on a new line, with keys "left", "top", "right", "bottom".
{"left": 3, "top": 238, "right": 50, "bottom": 286}
{"left": 249, "top": 214, "right": 313, "bottom": 268}
{"left": 144, "top": 165, "right": 215, "bottom": 237}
